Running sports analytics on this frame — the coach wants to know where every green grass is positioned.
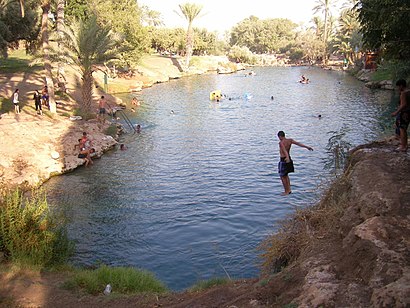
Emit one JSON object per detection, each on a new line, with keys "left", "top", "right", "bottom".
{"left": 0, "top": 189, "right": 74, "bottom": 268}
{"left": 371, "top": 68, "right": 393, "bottom": 82}
{"left": 73, "top": 108, "right": 96, "bottom": 121}
{"left": 64, "top": 265, "right": 168, "bottom": 295}
{"left": 0, "top": 97, "right": 13, "bottom": 113}
{"left": 189, "top": 277, "right": 230, "bottom": 292}
{"left": 0, "top": 49, "right": 42, "bottom": 74}
{"left": 104, "top": 124, "right": 118, "bottom": 138}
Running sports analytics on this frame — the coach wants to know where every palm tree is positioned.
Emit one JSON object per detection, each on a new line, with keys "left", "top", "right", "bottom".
{"left": 41, "top": 0, "right": 57, "bottom": 113}
{"left": 313, "top": 0, "right": 338, "bottom": 65}
{"left": 56, "top": 0, "right": 65, "bottom": 82}
{"left": 142, "top": 5, "right": 164, "bottom": 27}
{"left": 59, "top": 16, "right": 121, "bottom": 114}
{"left": 175, "top": 2, "right": 203, "bottom": 70}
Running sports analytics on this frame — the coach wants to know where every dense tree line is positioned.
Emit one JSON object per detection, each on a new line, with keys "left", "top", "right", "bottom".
{"left": 2, "top": 0, "right": 409, "bottom": 113}
{"left": 357, "top": 0, "right": 410, "bottom": 60}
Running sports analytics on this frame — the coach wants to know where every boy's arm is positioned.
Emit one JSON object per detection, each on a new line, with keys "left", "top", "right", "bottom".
{"left": 292, "top": 139, "right": 313, "bottom": 151}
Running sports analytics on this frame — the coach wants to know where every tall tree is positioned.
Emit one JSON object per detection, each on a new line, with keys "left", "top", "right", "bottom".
{"left": 175, "top": 2, "right": 203, "bottom": 70}
{"left": 59, "top": 16, "right": 122, "bottom": 113}
{"left": 313, "top": 0, "right": 338, "bottom": 65}
{"left": 56, "top": 0, "right": 65, "bottom": 81}
{"left": 141, "top": 5, "right": 163, "bottom": 27}
{"left": 357, "top": 0, "right": 410, "bottom": 60}
{"left": 41, "top": 0, "right": 56, "bottom": 113}
{"left": 93, "top": 0, "right": 149, "bottom": 66}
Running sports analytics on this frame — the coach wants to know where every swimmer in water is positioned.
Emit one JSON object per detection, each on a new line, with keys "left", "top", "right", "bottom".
{"left": 318, "top": 114, "right": 322, "bottom": 118}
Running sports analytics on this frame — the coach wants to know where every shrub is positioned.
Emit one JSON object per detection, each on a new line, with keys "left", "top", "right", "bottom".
{"left": 73, "top": 108, "right": 96, "bottom": 121}
{"left": 259, "top": 176, "right": 350, "bottom": 273}
{"left": 65, "top": 265, "right": 168, "bottom": 295}
{"left": 104, "top": 124, "right": 118, "bottom": 138}
{"left": 371, "top": 60, "right": 410, "bottom": 82}
{"left": 0, "top": 189, "right": 74, "bottom": 267}
{"left": 227, "top": 46, "right": 257, "bottom": 65}
{"left": 190, "top": 277, "right": 230, "bottom": 292}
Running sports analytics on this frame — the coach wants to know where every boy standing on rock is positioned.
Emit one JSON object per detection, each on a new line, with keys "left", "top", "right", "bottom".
{"left": 277, "top": 131, "right": 313, "bottom": 195}
{"left": 392, "top": 79, "right": 410, "bottom": 152}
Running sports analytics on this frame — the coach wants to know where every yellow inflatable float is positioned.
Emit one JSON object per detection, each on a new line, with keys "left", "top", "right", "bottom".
{"left": 210, "top": 90, "right": 222, "bottom": 101}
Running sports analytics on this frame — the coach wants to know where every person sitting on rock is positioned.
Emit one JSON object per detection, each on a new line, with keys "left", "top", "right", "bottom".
{"left": 74, "top": 139, "right": 84, "bottom": 151}
{"left": 81, "top": 132, "right": 92, "bottom": 149}
{"left": 78, "top": 148, "right": 96, "bottom": 167}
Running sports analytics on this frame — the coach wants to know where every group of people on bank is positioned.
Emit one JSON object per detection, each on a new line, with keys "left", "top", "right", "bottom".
{"left": 12, "top": 85, "right": 50, "bottom": 115}
{"left": 75, "top": 132, "right": 96, "bottom": 167}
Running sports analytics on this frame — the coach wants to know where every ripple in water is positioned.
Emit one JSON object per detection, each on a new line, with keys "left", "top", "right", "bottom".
{"left": 46, "top": 67, "right": 394, "bottom": 290}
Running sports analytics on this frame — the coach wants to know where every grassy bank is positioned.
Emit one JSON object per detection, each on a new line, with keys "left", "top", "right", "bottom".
{"left": 0, "top": 189, "right": 168, "bottom": 296}
{"left": 0, "top": 50, "right": 42, "bottom": 74}
{"left": 259, "top": 174, "right": 350, "bottom": 273}
{"left": 64, "top": 265, "right": 168, "bottom": 295}
{"left": 0, "top": 189, "right": 73, "bottom": 268}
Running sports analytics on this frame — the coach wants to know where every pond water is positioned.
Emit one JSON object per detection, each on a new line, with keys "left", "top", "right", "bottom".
{"left": 45, "top": 67, "right": 394, "bottom": 290}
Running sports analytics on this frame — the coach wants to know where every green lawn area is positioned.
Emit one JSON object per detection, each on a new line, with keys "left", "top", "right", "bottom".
{"left": 0, "top": 49, "right": 43, "bottom": 74}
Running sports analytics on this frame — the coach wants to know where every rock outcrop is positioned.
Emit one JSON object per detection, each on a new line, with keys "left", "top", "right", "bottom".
{"left": 0, "top": 112, "right": 118, "bottom": 191}
{"left": 260, "top": 140, "right": 410, "bottom": 307}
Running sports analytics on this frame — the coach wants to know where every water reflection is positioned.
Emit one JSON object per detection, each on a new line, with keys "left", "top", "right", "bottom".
{"left": 46, "top": 67, "right": 394, "bottom": 290}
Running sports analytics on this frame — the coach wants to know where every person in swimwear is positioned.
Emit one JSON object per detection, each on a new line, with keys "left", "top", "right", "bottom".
{"left": 78, "top": 148, "right": 96, "bottom": 167}
{"left": 98, "top": 96, "right": 110, "bottom": 126}
{"left": 277, "top": 131, "right": 313, "bottom": 195}
{"left": 392, "top": 79, "right": 410, "bottom": 152}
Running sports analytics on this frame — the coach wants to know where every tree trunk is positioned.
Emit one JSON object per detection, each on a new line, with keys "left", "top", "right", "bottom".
{"left": 19, "top": 0, "right": 25, "bottom": 17}
{"left": 323, "top": 4, "right": 328, "bottom": 66}
{"left": 82, "top": 70, "right": 93, "bottom": 114}
{"left": 56, "top": 0, "right": 65, "bottom": 84}
{"left": 41, "top": 3, "right": 56, "bottom": 113}
{"left": 185, "top": 22, "right": 193, "bottom": 71}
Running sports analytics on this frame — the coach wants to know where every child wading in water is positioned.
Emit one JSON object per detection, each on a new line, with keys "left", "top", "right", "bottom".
{"left": 277, "top": 131, "right": 313, "bottom": 195}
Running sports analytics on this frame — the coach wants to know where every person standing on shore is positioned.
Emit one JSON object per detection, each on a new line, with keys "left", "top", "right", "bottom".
{"left": 33, "top": 90, "right": 42, "bottom": 115}
{"left": 277, "top": 131, "right": 313, "bottom": 195}
{"left": 13, "top": 89, "right": 20, "bottom": 114}
{"left": 98, "top": 96, "right": 110, "bottom": 127}
{"left": 392, "top": 79, "right": 410, "bottom": 152}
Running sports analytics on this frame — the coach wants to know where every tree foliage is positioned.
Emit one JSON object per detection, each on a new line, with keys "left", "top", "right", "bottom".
{"left": 357, "top": 0, "right": 410, "bottom": 59}
{"left": 230, "top": 16, "right": 297, "bottom": 54}
{"left": 175, "top": 2, "right": 203, "bottom": 70}
{"left": 65, "top": 0, "right": 90, "bottom": 21}
{"left": 92, "top": 0, "right": 149, "bottom": 66}
{"left": 0, "top": 0, "right": 40, "bottom": 56}
{"left": 58, "top": 15, "right": 123, "bottom": 113}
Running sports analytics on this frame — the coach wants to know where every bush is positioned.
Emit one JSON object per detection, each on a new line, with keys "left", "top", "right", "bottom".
{"left": 104, "top": 124, "right": 118, "bottom": 138}
{"left": 227, "top": 46, "right": 257, "bottom": 65}
{"left": 0, "top": 189, "right": 74, "bottom": 267}
{"left": 259, "top": 177, "right": 350, "bottom": 273}
{"left": 73, "top": 108, "right": 96, "bottom": 121}
{"left": 190, "top": 277, "right": 230, "bottom": 292}
{"left": 371, "top": 60, "right": 410, "bottom": 82}
{"left": 65, "top": 265, "right": 168, "bottom": 295}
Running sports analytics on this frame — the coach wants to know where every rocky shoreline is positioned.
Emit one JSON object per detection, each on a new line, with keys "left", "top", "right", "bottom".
{"left": 0, "top": 111, "right": 119, "bottom": 191}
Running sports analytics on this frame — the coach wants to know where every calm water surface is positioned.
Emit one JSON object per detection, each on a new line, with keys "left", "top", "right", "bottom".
{"left": 46, "top": 67, "right": 394, "bottom": 290}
